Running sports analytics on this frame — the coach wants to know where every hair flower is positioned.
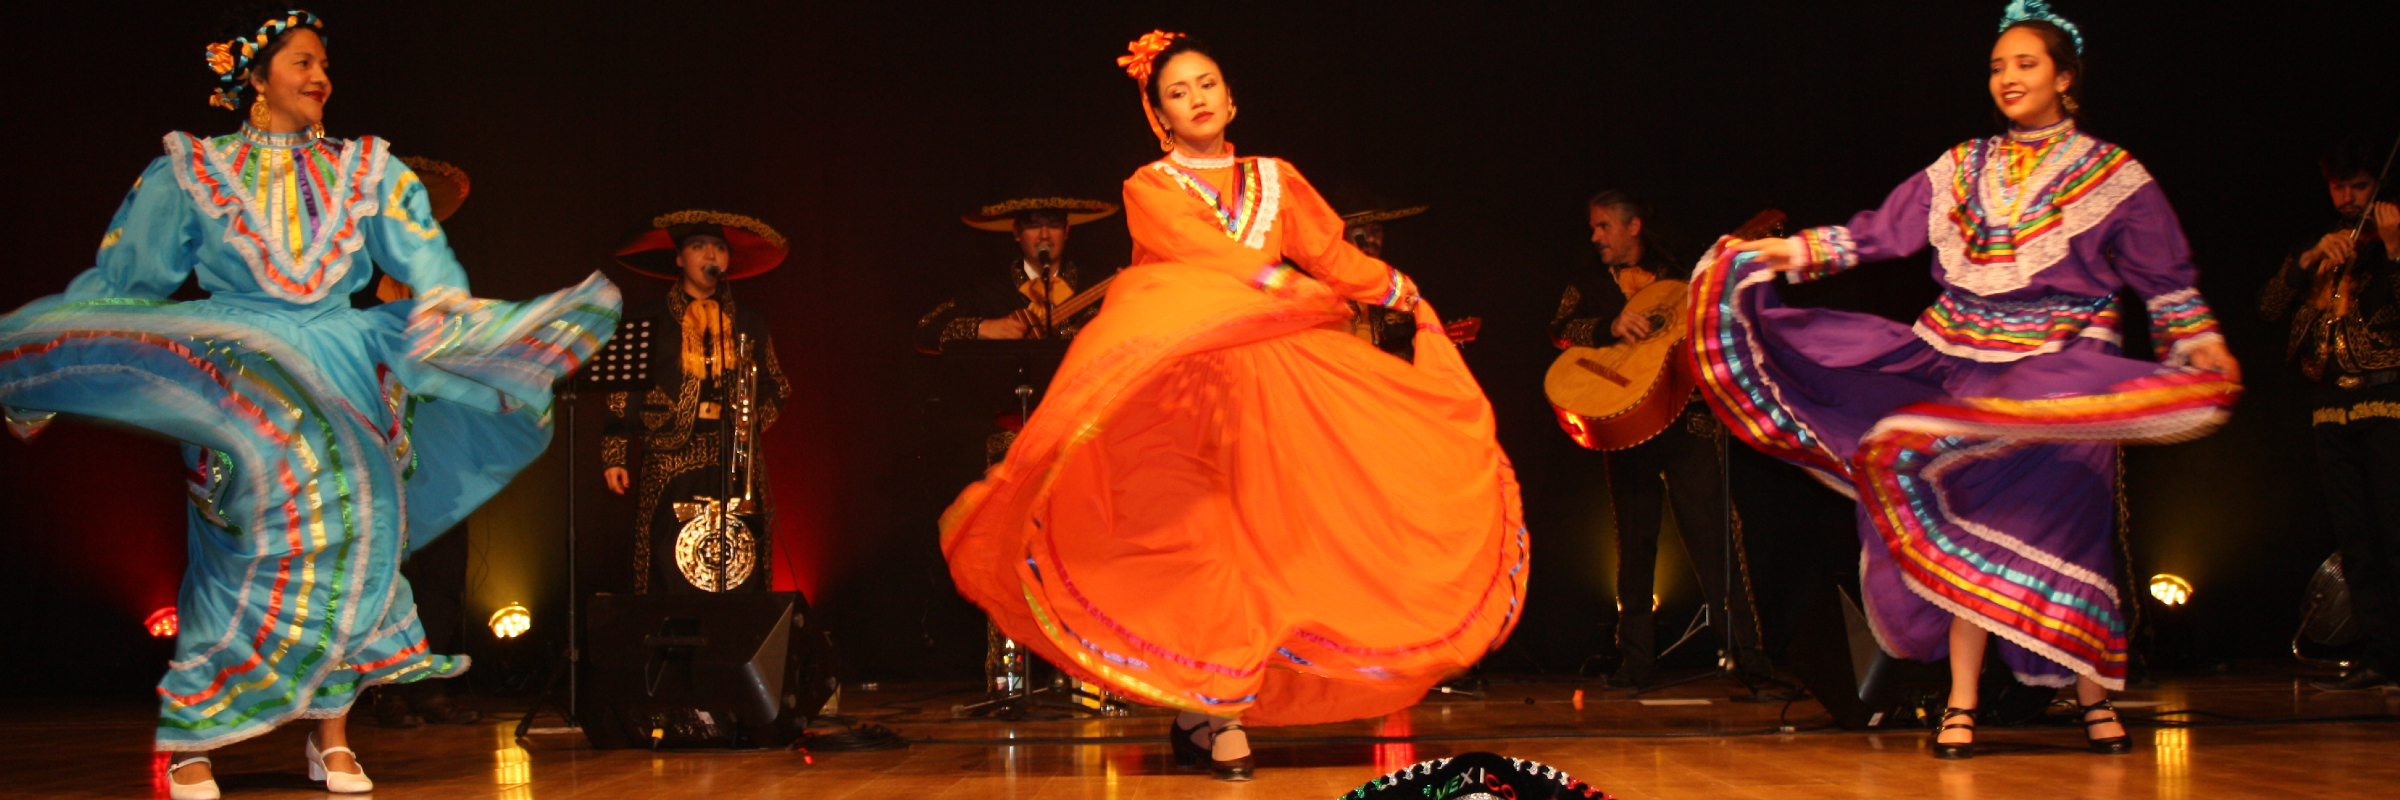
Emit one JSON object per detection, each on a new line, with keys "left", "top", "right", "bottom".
{"left": 1117, "top": 30, "right": 1184, "bottom": 85}
{"left": 203, "top": 8, "right": 321, "bottom": 110}
{"left": 205, "top": 42, "right": 237, "bottom": 75}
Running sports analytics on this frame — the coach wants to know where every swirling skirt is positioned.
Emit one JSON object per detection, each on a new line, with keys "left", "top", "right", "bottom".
{"left": 1688, "top": 247, "right": 2237, "bottom": 688}
{"left": 941, "top": 262, "right": 1526, "bottom": 725}
{"left": 0, "top": 274, "right": 618, "bottom": 749}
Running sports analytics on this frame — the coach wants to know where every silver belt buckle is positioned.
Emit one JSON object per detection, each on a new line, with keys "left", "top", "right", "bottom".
{"left": 2337, "top": 375, "right": 2364, "bottom": 390}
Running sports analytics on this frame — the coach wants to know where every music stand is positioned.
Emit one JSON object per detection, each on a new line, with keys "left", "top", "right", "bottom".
{"left": 516, "top": 315, "right": 659, "bottom": 737}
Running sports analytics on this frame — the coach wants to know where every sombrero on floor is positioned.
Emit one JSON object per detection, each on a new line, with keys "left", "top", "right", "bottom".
{"left": 614, "top": 210, "right": 790, "bottom": 280}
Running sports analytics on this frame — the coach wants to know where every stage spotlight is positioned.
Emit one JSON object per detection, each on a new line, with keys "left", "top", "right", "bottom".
{"left": 145, "top": 607, "right": 178, "bottom": 638}
{"left": 2148, "top": 574, "right": 2193, "bottom": 607}
{"left": 489, "top": 603, "right": 532, "bottom": 639}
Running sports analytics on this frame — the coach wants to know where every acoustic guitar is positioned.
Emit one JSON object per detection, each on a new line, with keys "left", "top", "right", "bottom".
{"left": 1546, "top": 209, "right": 1785, "bottom": 450}
{"left": 1011, "top": 272, "right": 1115, "bottom": 338}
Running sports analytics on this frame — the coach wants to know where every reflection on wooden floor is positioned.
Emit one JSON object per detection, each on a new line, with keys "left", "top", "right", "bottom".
{"left": 4, "top": 670, "right": 2396, "bottom": 798}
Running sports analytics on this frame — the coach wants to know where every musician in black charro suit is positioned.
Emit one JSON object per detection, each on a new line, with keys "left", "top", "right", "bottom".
{"left": 2263, "top": 138, "right": 2400, "bottom": 692}
{"left": 1328, "top": 184, "right": 1428, "bottom": 362}
{"left": 1550, "top": 190, "right": 1766, "bottom": 689}
{"left": 600, "top": 211, "right": 792, "bottom": 594}
{"left": 916, "top": 186, "right": 1120, "bottom": 466}
{"left": 915, "top": 187, "right": 1121, "bottom": 356}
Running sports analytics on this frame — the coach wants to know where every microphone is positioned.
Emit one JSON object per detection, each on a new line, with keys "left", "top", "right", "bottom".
{"left": 704, "top": 264, "right": 725, "bottom": 278}
{"left": 1035, "top": 242, "right": 1055, "bottom": 265}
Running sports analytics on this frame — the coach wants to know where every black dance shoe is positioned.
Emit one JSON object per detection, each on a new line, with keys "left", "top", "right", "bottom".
{"left": 1210, "top": 722, "right": 1255, "bottom": 782}
{"left": 1169, "top": 717, "right": 1211, "bottom": 771}
{"left": 1931, "top": 707, "right": 1977, "bottom": 760}
{"left": 2081, "top": 699, "right": 2132, "bottom": 755}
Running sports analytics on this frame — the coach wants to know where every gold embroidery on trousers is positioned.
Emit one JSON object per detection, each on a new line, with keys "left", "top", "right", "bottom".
{"left": 2315, "top": 400, "right": 2400, "bottom": 426}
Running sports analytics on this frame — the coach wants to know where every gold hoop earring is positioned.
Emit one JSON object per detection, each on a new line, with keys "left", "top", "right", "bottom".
{"left": 249, "top": 96, "right": 272, "bottom": 128}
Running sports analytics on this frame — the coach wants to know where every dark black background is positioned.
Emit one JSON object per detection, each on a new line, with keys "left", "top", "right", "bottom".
{"left": 1, "top": 1, "right": 2393, "bottom": 695}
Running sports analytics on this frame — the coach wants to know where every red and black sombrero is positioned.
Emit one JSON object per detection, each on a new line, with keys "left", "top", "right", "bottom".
{"left": 613, "top": 209, "right": 790, "bottom": 280}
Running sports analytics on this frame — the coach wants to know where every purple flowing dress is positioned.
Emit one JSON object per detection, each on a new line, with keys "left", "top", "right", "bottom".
{"left": 1688, "top": 119, "right": 2241, "bottom": 689}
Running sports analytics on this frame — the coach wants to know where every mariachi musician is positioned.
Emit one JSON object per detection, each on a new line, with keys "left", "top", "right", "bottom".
{"left": 1549, "top": 190, "right": 1767, "bottom": 689}
{"left": 600, "top": 210, "right": 792, "bottom": 594}
{"left": 2263, "top": 137, "right": 2400, "bottom": 691}
{"left": 916, "top": 183, "right": 1121, "bottom": 356}
{"left": 1331, "top": 186, "right": 1431, "bottom": 361}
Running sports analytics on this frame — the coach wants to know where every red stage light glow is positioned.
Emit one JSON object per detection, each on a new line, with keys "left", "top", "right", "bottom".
{"left": 1374, "top": 708, "right": 1416, "bottom": 773}
{"left": 146, "top": 607, "right": 178, "bottom": 638}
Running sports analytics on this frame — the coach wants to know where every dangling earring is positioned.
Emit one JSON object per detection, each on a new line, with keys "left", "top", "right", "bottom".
{"left": 2061, "top": 95, "right": 2080, "bottom": 116}
{"left": 309, "top": 122, "right": 325, "bottom": 140}
{"left": 1161, "top": 129, "right": 1175, "bottom": 151}
{"left": 249, "top": 95, "right": 272, "bottom": 128}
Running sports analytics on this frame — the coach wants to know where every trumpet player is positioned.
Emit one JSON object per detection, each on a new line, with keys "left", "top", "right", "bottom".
{"left": 602, "top": 211, "right": 793, "bottom": 593}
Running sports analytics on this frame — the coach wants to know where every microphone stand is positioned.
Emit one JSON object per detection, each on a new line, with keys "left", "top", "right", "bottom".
{"left": 517, "top": 374, "right": 584, "bottom": 737}
{"left": 1037, "top": 249, "right": 1058, "bottom": 340}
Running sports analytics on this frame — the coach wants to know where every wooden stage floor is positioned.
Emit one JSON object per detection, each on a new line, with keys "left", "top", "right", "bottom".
{"left": 6, "top": 669, "right": 2396, "bottom": 799}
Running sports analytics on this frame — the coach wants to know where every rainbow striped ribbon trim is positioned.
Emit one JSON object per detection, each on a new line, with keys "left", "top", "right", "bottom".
{"left": 1945, "top": 136, "right": 2132, "bottom": 266}
{"left": 1917, "top": 290, "right": 2117, "bottom": 355}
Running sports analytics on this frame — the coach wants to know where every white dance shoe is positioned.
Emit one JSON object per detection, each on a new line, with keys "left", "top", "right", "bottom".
{"left": 305, "top": 734, "right": 375, "bottom": 793}
{"left": 166, "top": 756, "right": 220, "bottom": 800}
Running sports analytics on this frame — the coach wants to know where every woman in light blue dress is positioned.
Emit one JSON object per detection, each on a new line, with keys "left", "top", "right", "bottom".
{"left": 0, "top": 9, "right": 617, "bottom": 796}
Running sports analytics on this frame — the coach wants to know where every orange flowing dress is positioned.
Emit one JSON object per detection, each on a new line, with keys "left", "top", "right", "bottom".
{"left": 940, "top": 146, "right": 1528, "bottom": 725}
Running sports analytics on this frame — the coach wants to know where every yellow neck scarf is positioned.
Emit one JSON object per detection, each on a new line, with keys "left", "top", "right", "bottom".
{"left": 681, "top": 296, "right": 732, "bottom": 381}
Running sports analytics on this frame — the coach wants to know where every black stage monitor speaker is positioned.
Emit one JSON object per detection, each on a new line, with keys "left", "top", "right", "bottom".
{"left": 580, "top": 592, "right": 837, "bottom": 749}
{"left": 1785, "top": 583, "right": 1941, "bottom": 729}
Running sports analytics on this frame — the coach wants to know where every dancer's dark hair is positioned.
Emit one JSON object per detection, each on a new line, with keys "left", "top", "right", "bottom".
{"left": 1147, "top": 36, "right": 1229, "bottom": 109}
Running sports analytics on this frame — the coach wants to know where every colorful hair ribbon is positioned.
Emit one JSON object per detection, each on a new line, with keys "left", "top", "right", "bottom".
{"left": 205, "top": 9, "right": 323, "bottom": 110}
{"left": 1998, "top": 0, "right": 2084, "bottom": 55}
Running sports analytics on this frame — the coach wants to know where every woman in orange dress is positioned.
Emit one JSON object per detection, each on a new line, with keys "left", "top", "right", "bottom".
{"left": 939, "top": 32, "right": 1527, "bottom": 781}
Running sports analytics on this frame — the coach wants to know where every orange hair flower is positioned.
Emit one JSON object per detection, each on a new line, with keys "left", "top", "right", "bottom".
{"left": 1117, "top": 30, "right": 1183, "bottom": 84}
{"left": 1117, "top": 30, "right": 1185, "bottom": 148}
{"left": 206, "top": 42, "right": 238, "bottom": 75}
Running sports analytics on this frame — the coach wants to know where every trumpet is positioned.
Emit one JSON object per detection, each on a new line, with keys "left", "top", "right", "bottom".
{"left": 672, "top": 332, "right": 763, "bottom": 592}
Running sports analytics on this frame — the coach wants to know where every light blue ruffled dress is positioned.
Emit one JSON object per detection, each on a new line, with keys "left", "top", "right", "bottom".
{"left": 0, "top": 125, "right": 619, "bottom": 751}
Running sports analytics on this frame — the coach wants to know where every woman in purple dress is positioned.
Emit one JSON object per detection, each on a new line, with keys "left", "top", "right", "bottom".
{"left": 1694, "top": 1, "right": 2241, "bottom": 759}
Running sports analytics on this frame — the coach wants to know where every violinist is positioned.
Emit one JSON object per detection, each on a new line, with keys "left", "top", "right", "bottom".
{"left": 2264, "top": 136, "right": 2400, "bottom": 691}
{"left": 915, "top": 184, "right": 1121, "bottom": 353}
